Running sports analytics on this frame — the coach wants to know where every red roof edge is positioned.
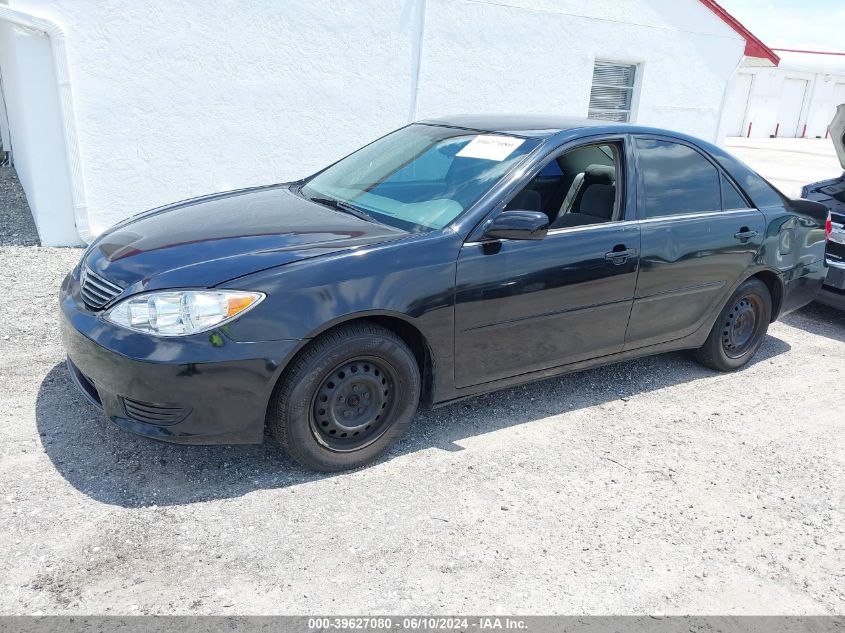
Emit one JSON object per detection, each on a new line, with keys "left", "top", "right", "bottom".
{"left": 771, "top": 48, "right": 845, "bottom": 57}
{"left": 698, "top": 0, "right": 780, "bottom": 66}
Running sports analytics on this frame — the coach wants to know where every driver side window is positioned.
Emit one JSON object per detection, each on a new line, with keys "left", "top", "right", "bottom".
{"left": 505, "top": 142, "right": 622, "bottom": 229}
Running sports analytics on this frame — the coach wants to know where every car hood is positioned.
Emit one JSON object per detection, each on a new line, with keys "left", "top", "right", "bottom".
{"left": 84, "top": 185, "right": 407, "bottom": 291}
{"left": 832, "top": 103, "right": 845, "bottom": 170}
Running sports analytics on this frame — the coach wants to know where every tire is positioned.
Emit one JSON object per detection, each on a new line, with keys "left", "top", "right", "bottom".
{"left": 268, "top": 323, "right": 421, "bottom": 472}
{"left": 695, "top": 277, "right": 772, "bottom": 372}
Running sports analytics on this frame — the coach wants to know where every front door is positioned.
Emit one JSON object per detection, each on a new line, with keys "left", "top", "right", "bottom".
{"left": 453, "top": 139, "right": 640, "bottom": 388}
{"left": 624, "top": 136, "right": 766, "bottom": 349}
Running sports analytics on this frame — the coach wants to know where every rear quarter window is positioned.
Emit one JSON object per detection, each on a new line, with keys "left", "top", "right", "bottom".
{"left": 711, "top": 151, "right": 788, "bottom": 208}
{"left": 721, "top": 173, "right": 749, "bottom": 210}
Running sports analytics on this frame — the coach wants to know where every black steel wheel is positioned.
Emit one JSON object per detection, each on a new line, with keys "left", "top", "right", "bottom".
{"left": 269, "top": 323, "right": 421, "bottom": 472}
{"left": 695, "top": 277, "right": 772, "bottom": 372}
{"left": 720, "top": 294, "right": 765, "bottom": 359}
{"left": 311, "top": 357, "right": 397, "bottom": 452}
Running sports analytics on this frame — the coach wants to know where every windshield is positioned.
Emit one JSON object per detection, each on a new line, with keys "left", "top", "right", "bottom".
{"left": 300, "top": 124, "right": 540, "bottom": 231}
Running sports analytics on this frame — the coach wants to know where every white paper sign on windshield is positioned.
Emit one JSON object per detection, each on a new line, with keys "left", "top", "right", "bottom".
{"left": 456, "top": 135, "right": 525, "bottom": 161}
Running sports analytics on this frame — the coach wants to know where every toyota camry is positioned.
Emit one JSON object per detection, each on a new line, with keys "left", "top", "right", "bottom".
{"left": 60, "top": 116, "right": 831, "bottom": 471}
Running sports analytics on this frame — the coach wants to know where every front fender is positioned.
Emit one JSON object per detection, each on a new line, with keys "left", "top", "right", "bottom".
{"left": 218, "top": 230, "right": 463, "bottom": 402}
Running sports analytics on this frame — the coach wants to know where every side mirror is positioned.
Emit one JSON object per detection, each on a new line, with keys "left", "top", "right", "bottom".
{"left": 483, "top": 210, "right": 549, "bottom": 241}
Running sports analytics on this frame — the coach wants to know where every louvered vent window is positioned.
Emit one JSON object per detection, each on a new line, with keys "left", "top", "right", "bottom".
{"left": 588, "top": 61, "right": 637, "bottom": 122}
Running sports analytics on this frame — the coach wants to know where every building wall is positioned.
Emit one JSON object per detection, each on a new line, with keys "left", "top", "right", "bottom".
{"left": 416, "top": 0, "right": 745, "bottom": 141}
{"left": 7, "top": 0, "right": 422, "bottom": 240}
{"left": 0, "top": 21, "right": 80, "bottom": 245}
{"left": 7, "top": 0, "right": 745, "bottom": 244}
{"left": 720, "top": 61, "right": 845, "bottom": 139}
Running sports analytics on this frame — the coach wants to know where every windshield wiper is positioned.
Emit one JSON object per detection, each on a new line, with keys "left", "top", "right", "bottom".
{"left": 306, "top": 195, "right": 383, "bottom": 225}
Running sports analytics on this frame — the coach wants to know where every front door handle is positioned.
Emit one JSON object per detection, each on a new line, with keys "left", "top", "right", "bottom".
{"left": 734, "top": 228, "right": 759, "bottom": 243}
{"left": 604, "top": 247, "right": 637, "bottom": 265}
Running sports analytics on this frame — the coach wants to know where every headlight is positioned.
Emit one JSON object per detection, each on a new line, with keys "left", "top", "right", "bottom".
{"left": 105, "top": 290, "right": 264, "bottom": 337}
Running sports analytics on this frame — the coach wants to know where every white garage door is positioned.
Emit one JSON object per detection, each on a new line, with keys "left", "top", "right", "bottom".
{"left": 722, "top": 73, "right": 753, "bottom": 137}
{"left": 833, "top": 83, "right": 845, "bottom": 109}
{"left": 777, "top": 78, "right": 807, "bottom": 137}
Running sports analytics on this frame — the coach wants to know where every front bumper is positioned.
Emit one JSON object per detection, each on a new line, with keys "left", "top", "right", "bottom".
{"left": 59, "top": 269, "right": 301, "bottom": 444}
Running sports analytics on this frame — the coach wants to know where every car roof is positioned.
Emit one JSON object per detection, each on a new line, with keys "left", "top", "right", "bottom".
{"left": 418, "top": 114, "right": 606, "bottom": 137}
{"left": 418, "top": 114, "right": 701, "bottom": 143}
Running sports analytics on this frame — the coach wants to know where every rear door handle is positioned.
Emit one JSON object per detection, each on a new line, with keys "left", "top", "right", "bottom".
{"left": 604, "top": 248, "right": 637, "bottom": 265}
{"left": 734, "top": 229, "right": 759, "bottom": 242}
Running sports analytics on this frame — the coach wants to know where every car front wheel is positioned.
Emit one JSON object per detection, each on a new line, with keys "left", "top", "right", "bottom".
{"left": 695, "top": 277, "right": 772, "bottom": 372}
{"left": 269, "top": 323, "right": 421, "bottom": 472}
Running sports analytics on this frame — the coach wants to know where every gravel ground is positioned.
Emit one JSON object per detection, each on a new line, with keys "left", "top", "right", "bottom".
{"left": 0, "top": 166, "right": 39, "bottom": 247}
{"left": 0, "top": 143, "right": 843, "bottom": 615}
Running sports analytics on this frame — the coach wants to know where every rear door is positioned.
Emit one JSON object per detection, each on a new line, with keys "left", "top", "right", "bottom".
{"left": 624, "top": 136, "right": 766, "bottom": 350}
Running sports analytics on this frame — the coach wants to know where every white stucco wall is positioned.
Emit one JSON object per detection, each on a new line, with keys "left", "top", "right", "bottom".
{"left": 720, "top": 54, "right": 845, "bottom": 140}
{"left": 417, "top": 0, "right": 745, "bottom": 142}
{"left": 6, "top": 0, "right": 745, "bottom": 244}
{"left": 7, "top": 0, "right": 423, "bottom": 239}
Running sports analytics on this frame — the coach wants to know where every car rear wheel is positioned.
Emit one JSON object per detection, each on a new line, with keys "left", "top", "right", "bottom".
{"left": 694, "top": 278, "right": 772, "bottom": 372}
{"left": 268, "top": 323, "right": 421, "bottom": 472}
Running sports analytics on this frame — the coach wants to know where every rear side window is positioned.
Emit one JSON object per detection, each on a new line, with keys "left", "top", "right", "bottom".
{"left": 721, "top": 173, "right": 749, "bottom": 210}
{"left": 635, "top": 138, "right": 721, "bottom": 218}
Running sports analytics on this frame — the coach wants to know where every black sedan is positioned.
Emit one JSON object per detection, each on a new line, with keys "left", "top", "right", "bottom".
{"left": 61, "top": 116, "right": 830, "bottom": 471}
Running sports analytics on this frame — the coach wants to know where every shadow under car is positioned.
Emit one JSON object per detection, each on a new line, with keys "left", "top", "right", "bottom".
{"left": 37, "top": 335, "right": 791, "bottom": 508}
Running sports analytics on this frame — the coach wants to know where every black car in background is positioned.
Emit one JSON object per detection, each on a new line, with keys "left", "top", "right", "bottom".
{"left": 61, "top": 116, "right": 830, "bottom": 471}
{"left": 802, "top": 104, "right": 845, "bottom": 310}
